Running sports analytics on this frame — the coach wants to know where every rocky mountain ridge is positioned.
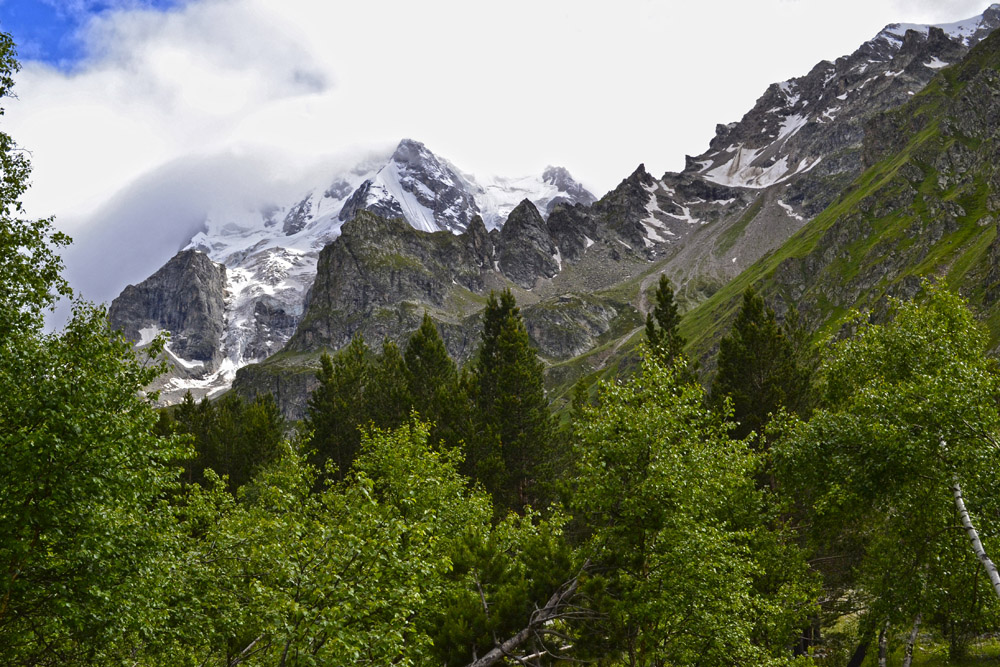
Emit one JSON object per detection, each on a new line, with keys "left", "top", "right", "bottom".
{"left": 110, "top": 140, "right": 596, "bottom": 404}
{"left": 681, "top": 20, "right": 1000, "bottom": 370}
{"left": 108, "top": 6, "right": 1000, "bottom": 414}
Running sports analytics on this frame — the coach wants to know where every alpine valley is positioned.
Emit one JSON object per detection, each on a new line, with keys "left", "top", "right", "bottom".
{"left": 108, "top": 4, "right": 1000, "bottom": 418}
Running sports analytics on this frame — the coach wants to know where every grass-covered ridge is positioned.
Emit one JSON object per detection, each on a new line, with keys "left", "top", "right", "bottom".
{"left": 680, "top": 26, "right": 1000, "bottom": 364}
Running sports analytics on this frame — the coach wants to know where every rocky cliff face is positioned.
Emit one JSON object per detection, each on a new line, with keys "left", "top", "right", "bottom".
{"left": 108, "top": 250, "right": 229, "bottom": 403}
{"left": 109, "top": 250, "right": 226, "bottom": 363}
{"left": 498, "top": 200, "right": 560, "bottom": 289}
{"left": 685, "top": 24, "right": 1000, "bottom": 365}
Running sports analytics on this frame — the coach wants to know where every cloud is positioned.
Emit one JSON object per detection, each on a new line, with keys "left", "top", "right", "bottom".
{"left": 888, "top": 0, "right": 989, "bottom": 23}
{"left": 10, "top": 0, "right": 330, "bottom": 225}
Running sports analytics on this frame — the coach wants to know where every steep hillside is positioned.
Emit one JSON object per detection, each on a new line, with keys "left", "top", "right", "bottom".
{"left": 681, "top": 25, "right": 1000, "bottom": 368}
{"left": 657, "top": 5, "right": 1000, "bottom": 301}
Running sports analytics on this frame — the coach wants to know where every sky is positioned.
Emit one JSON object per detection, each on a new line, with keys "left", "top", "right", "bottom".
{"left": 0, "top": 0, "right": 993, "bottom": 307}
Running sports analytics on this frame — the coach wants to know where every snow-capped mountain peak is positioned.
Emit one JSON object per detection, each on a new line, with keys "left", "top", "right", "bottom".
{"left": 133, "top": 138, "right": 594, "bottom": 403}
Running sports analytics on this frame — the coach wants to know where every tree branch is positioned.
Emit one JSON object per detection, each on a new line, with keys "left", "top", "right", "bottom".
{"left": 464, "top": 572, "right": 582, "bottom": 667}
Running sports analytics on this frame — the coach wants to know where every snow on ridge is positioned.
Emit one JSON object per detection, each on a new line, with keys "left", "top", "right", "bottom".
{"left": 878, "top": 8, "right": 990, "bottom": 46}
{"left": 372, "top": 161, "right": 439, "bottom": 233}
{"left": 925, "top": 56, "right": 948, "bottom": 69}
{"left": 776, "top": 199, "right": 805, "bottom": 222}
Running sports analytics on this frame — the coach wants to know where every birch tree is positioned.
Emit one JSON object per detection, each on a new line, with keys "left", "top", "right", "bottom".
{"left": 775, "top": 284, "right": 1000, "bottom": 659}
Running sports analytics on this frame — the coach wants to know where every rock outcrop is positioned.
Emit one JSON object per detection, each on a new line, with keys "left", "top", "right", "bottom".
{"left": 109, "top": 250, "right": 226, "bottom": 364}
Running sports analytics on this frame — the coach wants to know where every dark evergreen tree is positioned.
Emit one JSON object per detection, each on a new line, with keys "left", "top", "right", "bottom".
{"left": 472, "top": 289, "right": 554, "bottom": 513}
{"left": 404, "top": 313, "right": 458, "bottom": 419}
{"left": 404, "top": 313, "right": 469, "bottom": 452}
{"left": 644, "top": 274, "right": 685, "bottom": 365}
{"left": 367, "top": 339, "right": 412, "bottom": 430}
{"left": 305, "top": 335, "right": 371, "bottom": 479}
{"left": 710, "top": 287, "right": 810, "bottom": 443}
{"left": 164, "top": 391, "right": 285, "bottom": 492}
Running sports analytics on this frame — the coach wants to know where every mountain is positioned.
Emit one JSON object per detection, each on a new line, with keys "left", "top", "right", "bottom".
{"left": 681, "top": 19, "right": 1000, "bottom": 368}
{"left": 109, "top": 139, "right": 595, "bottom": 404}
{"left": 650, "top": 4, "right": 1000, "bottom": 300}
{"left": 109, "top": 5, "right": 1000, "bottom": 416}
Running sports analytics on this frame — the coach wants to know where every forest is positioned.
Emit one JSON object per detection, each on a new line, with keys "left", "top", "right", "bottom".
{"left": 5, "top": 30, "right": 1000, "bottom": 667}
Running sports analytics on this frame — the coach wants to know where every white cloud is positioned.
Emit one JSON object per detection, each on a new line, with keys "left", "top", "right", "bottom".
{"left": 5, "top": 0, "right": 994, "bottom": 315}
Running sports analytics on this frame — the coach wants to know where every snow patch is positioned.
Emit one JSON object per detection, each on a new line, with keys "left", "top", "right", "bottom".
{"left": 925, "top": 56, "right": 948, "bottom": 69}
{"left": 164, "top": 344, "right": 205, "bottom": 370}
{"left": 137, "top": 325, "right": 162, "bottom": 347}
{"left": 703, "top": 147, "right": 822, "bottom": 190}
{"left": 584, "top": 235, "right": 595, "bottom": 249}
{"left": 776, "top": 199, "right": 805, "bottom": 222}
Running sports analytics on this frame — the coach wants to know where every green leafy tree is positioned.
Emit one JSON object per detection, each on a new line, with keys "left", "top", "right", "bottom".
{"left": 0, "top": 32, "right": 189, "bottom": 663}
{"left": 472, "top": 289, "right": 554, "bottom": 513}
{"left": 774, "top": 285, "right": 1000, "bottom": 661}
{"left": 570, "top": 351, "right": 816, "bottom": 666}
{"left": 711, "top": 287, "right": 811, "bottom": 443}
{"left": 0, "top": 35, "right": 69, "bottom": 337}
{"left": 644, "top": 274, "right": 685, "bottom": 365}
{"left": 149, "top": 419, "right": 573, "bottom": 666}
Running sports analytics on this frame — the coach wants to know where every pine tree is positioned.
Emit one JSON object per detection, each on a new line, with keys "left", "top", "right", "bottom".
{"left": 404, "top": 313, "right": 458, "bottom": 420}
{"left": 710, "top": 287, "right": 809, "bottom": 443}
{"left": 404, "top": 313, "right": 469, "bottom": 452}
{"left": 367, "top": 338, "right": 412, "bottom": 430}
{"left": 472, "top": 289, "right": 554, "bottom": 513}
{"left": 305, "top": 335, "right": 371, "bottom": 479}
{"left": 644, "top": 274, "right": 685, "bottom": 365}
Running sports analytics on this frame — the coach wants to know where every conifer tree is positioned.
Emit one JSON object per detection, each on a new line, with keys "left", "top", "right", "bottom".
{"left": 404, "top": 313, "right": 458, "bottom": 420}
{"left": 163, "top": 391, "right": 286, "bottom": 492}
{"left": 711, "top": 287, "right": 809, "bottom": 443}
{"left": 367, "top": 338, "right": 412, "bottom": 430}
{"left": 305, "top": 335, "right": 371, "bottom": 479}
{"left": 645, "top": 274, "right": 685, "bottom": 365}
{"left": 472, "top": 289, "right": 554, "bottom": 513}
{"left": 404, "top": 313, "right": 469, "bottom": 452}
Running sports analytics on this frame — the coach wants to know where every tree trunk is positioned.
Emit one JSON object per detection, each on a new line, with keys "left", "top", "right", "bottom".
{"left": 846, "top": 625, "right": 874, "bottom": 667}
{"left": 951, "top": 476, "right": 1000, "bottom": 601}
{"left": 877, "top": 620, "right": 889, "bottom": 667}
{"left": 465, "top": 576, "right": 579, "bottom": 667}
{"left": 901, "top": 614, "right": 921, "bottom": 667}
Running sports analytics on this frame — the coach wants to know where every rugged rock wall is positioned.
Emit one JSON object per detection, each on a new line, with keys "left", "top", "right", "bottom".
{"left": 109, "top": 250, "right": 226, "bottom": 364}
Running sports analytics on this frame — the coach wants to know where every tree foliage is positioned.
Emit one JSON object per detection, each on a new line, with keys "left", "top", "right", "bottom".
{"left": 162, "top": 391, "right": 286, "bottom": 492}
{"left": 644, "top": 274, "right": 685, "bottom": 366}
{"left": 775, "top": 284, "right": 1000, "bottom": 658}
{"left": 570, "top": 350, "right": 817, "bottom": 666}
{"left": 0, "top": 32, "right": 189, "bottom": 663}
{"left": 711, "top": 287, "right": 811, "bottom": 442}
{"left": 471, "top": 289, "right": 554, "bottom": 513}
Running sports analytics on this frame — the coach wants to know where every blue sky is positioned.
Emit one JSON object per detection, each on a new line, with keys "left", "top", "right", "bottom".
{"left": 0, "top": 0, "right": 180, "bottom": 67}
